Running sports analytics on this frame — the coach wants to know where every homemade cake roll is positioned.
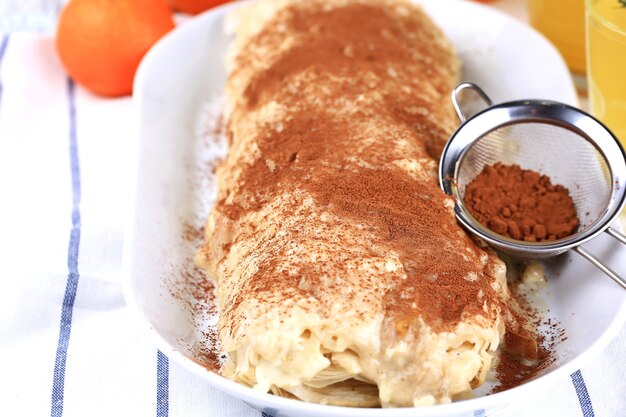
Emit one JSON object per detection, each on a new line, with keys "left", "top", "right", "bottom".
{"left": 196, "top": 0, "right": 511, "bottom": 407}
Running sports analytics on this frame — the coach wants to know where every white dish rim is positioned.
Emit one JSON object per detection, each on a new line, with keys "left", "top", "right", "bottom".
{"left": 123, "top": 0, "right": 626, "bottom": 415}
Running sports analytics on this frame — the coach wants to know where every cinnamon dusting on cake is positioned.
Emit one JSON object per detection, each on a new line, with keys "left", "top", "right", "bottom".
{"left": 192, "top": 0, "right": 558, "bottom": 404}
{"left": 208, "top": 1, "right": 502, "bottom": 333}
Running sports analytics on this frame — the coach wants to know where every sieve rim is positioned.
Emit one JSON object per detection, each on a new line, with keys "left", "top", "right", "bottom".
{"left": 439, "top": 98, "right": 626, "bottom": 255}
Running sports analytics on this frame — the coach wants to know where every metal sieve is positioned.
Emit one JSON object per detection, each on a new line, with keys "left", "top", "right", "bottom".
{"left": 439, "top": 83, "right": 626, "bottom": 289}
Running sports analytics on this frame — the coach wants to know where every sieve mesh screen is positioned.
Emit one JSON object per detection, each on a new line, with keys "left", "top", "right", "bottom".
{"left": 456, "top": 122, "right": 612, "bottom": 232}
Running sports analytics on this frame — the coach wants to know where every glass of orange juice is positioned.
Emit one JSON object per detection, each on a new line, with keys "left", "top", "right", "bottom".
{"left": 586, "top": 0, "right": 626, "bottom": 146}
{"left": 528, "top": 0, "right": 587, "bottom": 89}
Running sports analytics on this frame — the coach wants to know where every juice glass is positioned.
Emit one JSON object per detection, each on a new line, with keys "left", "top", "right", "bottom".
{"left": 528, "top": 0, "right": 586, "bottom": 86}
{"left": 586, "top": 0, "right": 626, "bottom": 146}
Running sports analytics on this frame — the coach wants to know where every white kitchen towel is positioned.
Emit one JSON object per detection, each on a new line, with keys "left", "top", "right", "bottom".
{"left": 0, "top": 33, "right": 624, "bottom": 417}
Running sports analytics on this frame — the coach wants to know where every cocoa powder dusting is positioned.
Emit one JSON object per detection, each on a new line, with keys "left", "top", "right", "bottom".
{"left": 464, "top": 163, "right": 579, "bottom": 242}
{"left": 213, "top": 1, "right": 498, "bottom": 334}
{"left": 180, "top": 264, "right": 223, "bottom": 373}
{"left": 305, "top": 168, "right": 499, "bottom": 329}
{"left": 235, "top": 2, "right": 457, "bottom": 156}
{"left": 491, "top": 282, "right": 561, "bottom": 393}
{"left": 182, "top": 222, "right": 205, "bottom": 242}
{"left": 168, "top": 247, "right": 223, "bottom": 373}
{"left": 492, "top": 346, "right": 554, "bottom": 394}
{"left": 171, "top": 104, "right": 227, "bottom": 374}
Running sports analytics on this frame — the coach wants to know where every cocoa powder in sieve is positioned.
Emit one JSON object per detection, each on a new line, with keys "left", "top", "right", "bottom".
{"left": 463, "top": 163, "right": 579, "bottom": 242}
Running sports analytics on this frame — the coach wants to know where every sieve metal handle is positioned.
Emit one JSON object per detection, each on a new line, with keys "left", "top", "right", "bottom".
{"left": 451, "top": 82, "right": 493, "bottom": 123}
{"left": 573, "top": 234, "right": 626, "bottom": 289}
{"left": 606, "top": 227, "right": 626, "bottom": 245}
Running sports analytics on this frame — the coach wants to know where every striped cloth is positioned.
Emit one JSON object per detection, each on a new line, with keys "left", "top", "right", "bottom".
{"left": 0, "top": 33, "right": 625, "bottom": 417}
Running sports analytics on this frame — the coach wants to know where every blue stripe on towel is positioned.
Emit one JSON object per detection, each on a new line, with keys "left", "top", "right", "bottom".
{"left": 260, "top": 407, "right": 278, "bottom": 417}
{"left": 157, "top": 351, "right": 169, "bottom": 417}
{"left": 473, "top": 409, "right": 486, "bottom": 417}
{"left": 50, "top": 79, "right": 80, "bottom": 417}
{"left": 0, "top": 35, "right": 8, "bottom": 59}
{"left": 571, "top": 370, "right": 595, "bottom": 417}
{"left": 0, "top": 35, "right": 10, "bottom": 105}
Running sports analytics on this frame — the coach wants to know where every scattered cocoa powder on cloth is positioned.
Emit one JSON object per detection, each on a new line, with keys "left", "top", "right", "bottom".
{"left": 463, "top": 163, "right": 579, "bottom": 242}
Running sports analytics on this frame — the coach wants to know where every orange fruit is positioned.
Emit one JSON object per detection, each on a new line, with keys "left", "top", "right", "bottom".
{"left": 168, "top": 0, "right": 232, "bottom": 15}
{"left": 56, "top": 0, "right": 175, "bottom": 97}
